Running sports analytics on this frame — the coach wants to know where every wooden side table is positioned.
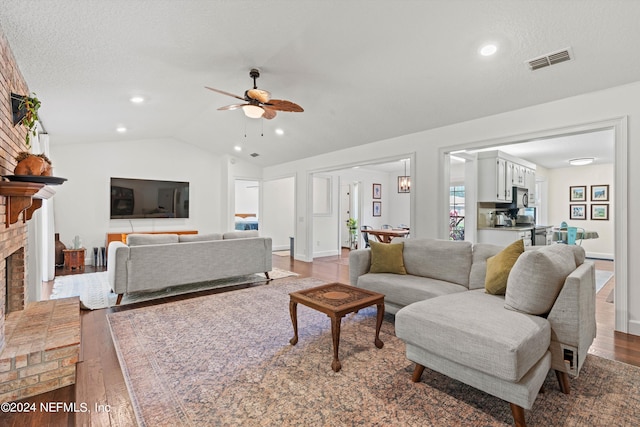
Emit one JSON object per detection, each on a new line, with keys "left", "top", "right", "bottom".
{"left": 63, "top": 248, "right": 85, "bottom": 270}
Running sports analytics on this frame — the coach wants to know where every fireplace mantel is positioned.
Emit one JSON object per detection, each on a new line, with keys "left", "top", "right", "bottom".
{"left": 0, "top": 181, "right": 56, "bottom": 227}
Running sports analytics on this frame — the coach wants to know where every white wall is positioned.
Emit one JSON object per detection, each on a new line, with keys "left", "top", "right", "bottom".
{"left": 547, "top": 164, "right": 614, "bottom": 258}
{"left": 234, "top": 180, "right": 259, "bottom": 215}
{"left": 261, "top": 176, "right": 295, "bottom": 251}
{"left": 263, "top": 80, "right": 640, "bottom": 335}
{"left": 50, "top": 138, "right": 226, "bottom": 254}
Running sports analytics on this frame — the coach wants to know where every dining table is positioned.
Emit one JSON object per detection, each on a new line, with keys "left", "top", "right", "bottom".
{"left": 366, "top": 228, "right": 410, "bottom": 243}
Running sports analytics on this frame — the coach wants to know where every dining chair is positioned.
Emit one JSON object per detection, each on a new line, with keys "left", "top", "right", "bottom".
{"left": 361, "top": 225, "right": 372, "bottom": 248}
{"left": 381, "top": 224, "right": 393, "bottom": 229}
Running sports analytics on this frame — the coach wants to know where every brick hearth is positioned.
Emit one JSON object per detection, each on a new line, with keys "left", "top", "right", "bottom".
{"left": 0, "top": 297, "right": 80, "bottom": 402}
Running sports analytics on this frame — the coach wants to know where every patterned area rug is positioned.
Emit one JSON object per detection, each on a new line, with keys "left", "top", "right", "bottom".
{"left": 50, "top": 268, "right": 297, "bottom": 310}
{"left": 107, "top": 277, "right": 640, "bottom": 426}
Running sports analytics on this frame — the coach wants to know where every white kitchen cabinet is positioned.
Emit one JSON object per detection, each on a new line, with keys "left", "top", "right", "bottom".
{"left": 478, "top": 156, "right": 509, "bottom": 202}
{"left": 477, "top": 151, "right": 536, "bottom": 203}
{"left": 525, "top": 167, "right": 536, "bottom": 205}
{"left": 477, "top": 228, "right": 533, "bottom": 247}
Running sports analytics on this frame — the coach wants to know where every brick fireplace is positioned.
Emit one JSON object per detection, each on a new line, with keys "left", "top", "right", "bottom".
{"left": 0, "top": 27, "right": 80, "bottom": 403}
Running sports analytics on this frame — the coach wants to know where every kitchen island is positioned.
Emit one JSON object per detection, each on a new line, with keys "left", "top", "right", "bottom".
{"left": 477, "top": 226, "right": 533, "bottom": 246}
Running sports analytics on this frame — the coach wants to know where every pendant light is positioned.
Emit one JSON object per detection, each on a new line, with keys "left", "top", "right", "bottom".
{"left": 398, "top": 160, "right": 411, "bottom": 193}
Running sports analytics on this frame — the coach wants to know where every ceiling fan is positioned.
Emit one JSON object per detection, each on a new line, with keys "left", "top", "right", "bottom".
{"left": 205, "top": 68, "right": 303, "bottom": 119}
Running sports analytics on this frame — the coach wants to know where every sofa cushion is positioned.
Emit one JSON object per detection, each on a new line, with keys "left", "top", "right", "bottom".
{"left": 485, "top": 239, "right": 524, "bottom": 295}
{"left": 369, "top": 241, "right": 406, "bottom": 274}
{"left": 357, "top": 273, "right": 466, "bottom": 309}
{"left": 179, "top": 233, "right": 223, "bottom": 243}
{"left": 126, "top": 234, "right": 179, "bottom": 246}
{"left": 505, "top": 244, "right": 577, "bottom": 315}
{"left": 395, "top": 290, "right": 551, "bottom": 382}
{"left": 469, "top": 243, "right": 503, "bottom": 290}
{"left": 402, "top": 238, "right": 473, "bottom": 287}
{"left": 223, "top": 230, "right": 259, "bottom": 239}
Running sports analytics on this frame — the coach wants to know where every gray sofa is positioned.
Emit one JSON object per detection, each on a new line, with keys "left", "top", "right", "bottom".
{"left": 107, "top": 230, "right": 272, "bottom": 304}
{"left": 349, "top": 238, "right": 596, "bottom": 427}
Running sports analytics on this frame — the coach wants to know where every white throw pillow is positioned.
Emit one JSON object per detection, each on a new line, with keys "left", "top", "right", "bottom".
{"left": 504, "top": 244, "right": 577, "bottom": 315}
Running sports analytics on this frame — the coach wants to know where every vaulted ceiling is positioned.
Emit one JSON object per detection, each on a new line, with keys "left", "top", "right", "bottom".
{"left": 1, "top": 1, "right": 638, "bottom": 167}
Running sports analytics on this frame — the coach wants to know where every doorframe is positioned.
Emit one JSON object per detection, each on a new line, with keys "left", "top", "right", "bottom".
{"left": 439, "top": 116, "right": 628, "bottom": 333}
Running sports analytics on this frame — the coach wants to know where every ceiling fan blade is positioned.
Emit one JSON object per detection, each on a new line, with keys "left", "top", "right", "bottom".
{"left": 247, "top": 88, "right": 271, "bottom": 103}
{"left": 218, "top": 104, "right": 246, "bottom": 111}
{"left": 205, "top": 86, "right": 245, "bottom": 101}
{"left": 262, "top": 107, "right": 277, "bottom": 120}
{"left": 265, "top": 99, "right": 304, "bottom": 112}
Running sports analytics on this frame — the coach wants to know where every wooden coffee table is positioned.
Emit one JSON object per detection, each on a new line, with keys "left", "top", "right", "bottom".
{"left": 289, "top": 282, "right": 385, "bottom": 372}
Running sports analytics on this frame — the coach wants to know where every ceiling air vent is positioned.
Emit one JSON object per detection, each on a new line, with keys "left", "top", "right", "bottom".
{"left": 250, "top": 152, "right": 260, "bottom": 157}
{"left": 526, "top": 47, "right": 573, "bottom": 71}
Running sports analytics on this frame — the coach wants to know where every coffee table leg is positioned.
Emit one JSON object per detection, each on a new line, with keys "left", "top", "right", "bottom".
{"left": 330, "top": 315, "right": 342, "bottom": 372}
{"left": 289, "top": 300, "right": 298, "bottom": 345}
{"left": 375, "top": 303, "right": 384, "bottom": 349}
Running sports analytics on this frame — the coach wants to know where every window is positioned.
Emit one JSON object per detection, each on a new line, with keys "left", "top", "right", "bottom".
{"left": 449, "top": 186, "right": 465, "bottom": 241}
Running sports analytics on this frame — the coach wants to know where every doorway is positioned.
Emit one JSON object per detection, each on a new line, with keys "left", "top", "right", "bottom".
{"left": 441, "top": 118, "right": 627, "bottom": 333}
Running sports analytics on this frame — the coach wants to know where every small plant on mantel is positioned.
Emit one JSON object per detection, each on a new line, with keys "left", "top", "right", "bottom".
{"left": 20, "top": 93, "right": 41, "bottom": 147}
{"left": 11, "top": 92, "right": 41, "bottom": 147}
{"left": 14, "top": 151, "right": 52, "bottom": 176}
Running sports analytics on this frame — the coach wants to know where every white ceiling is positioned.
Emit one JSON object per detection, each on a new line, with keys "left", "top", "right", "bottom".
{"left": 1, "top": 1, "right": 637, "bottom": 167}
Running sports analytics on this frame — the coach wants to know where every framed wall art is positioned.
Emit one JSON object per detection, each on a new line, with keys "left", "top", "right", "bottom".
{"left": 373, "top": 201, "right": 382, "bottom": 217}
{"left": 591, "top": 184, "right": 609, "bottom": 201}
{"left": 591, "top": 204, "right": 609, "bottom": 220}
{"left": 569, "top": 186, "right": 587, "bottom": 202}
{"left": 569, "top": 204, "right": 586, "bottom": 220}
{"left": 373, "top": 183, "right": 381, "bottom": 199}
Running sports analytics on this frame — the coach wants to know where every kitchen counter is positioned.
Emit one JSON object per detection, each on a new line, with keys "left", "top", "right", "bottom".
{"left": 477, "top": 225, "right": 534, "bottom": 231}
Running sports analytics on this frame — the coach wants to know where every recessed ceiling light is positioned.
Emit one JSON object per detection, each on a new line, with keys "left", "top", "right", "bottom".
{"left": 275, "top": 128, "right": 284, "bottom": 136}
{"left": 569, "top": 157, "right": 594, "bottom": 166}
{"left": 116, "top": 126, "right": 127, "bottom": 133}
{"left": 130, "top": 96, "right": 145, "bottom": 104}
{"left": 234, "top": 145, "right": 242, "bottom": 152}
{"left": 480, "top": 44, "right": 498, "bottom": 56}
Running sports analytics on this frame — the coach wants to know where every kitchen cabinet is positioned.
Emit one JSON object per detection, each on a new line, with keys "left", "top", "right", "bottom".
{"left": 477, "top": 228, "right": 533, "bottom": 247}
{"left": 477, "top": 151, "right": 536, "bottom": 203}
{"left": 478, "top": 156, "right": 508, "bottom": 202}
{"left": 525, "top": 168, "right": 536, "bottom": 205}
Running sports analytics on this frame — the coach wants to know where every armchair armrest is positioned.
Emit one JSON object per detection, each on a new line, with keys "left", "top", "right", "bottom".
{"left": 349, "top": 249, "right": 371, "bottom": 286}
{"left": 107, "top": 241, "right": 129, "bottom": 295}
{"left": 547, "top": 261, "right": 596, "bottom": 377}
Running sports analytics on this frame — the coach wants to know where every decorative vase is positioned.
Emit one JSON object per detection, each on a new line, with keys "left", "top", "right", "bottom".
{"left": 54, "top": 233, "right": 66, "bottom": 266}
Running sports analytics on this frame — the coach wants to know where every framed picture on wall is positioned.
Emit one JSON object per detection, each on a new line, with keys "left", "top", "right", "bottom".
{"left": 569, "top": 204, "right": 586, "bottom": 220}
{"left": 591, "top": 184, "right": 609, "bottom": 201}
{"left": 373, "top": 201, "right": 382, "bottom": 217}
{"left": 591, "top": 204, "right": 609, "bottom": 220}
{"left": 373, "top": 183, "right": 381, "bottom": 199}
{"left": 569, "top": 186, "right": 587, "bottom": 202}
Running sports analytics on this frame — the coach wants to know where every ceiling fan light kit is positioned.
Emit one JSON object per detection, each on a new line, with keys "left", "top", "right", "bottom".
{"left": 205, "top": 68, "right": 303, "bottom": 120}
{"left": 242, "top": 104, "right": 265, "bottom": 119}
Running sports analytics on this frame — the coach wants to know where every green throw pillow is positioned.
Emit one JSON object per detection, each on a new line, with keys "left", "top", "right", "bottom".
{"left": 485, "top": 239, "right": 525, "bottom": 295}
{"left": 369, "top": 241, "right": 407, "bottom": 275}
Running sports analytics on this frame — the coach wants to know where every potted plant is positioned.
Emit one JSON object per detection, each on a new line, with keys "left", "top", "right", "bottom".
{"left": 11, "top": 92, "right": 41, "bottom": 147}
{"left": 346, "top": 218, "right": 358, "bottom": 248}
{"left": 14, "top": 151, "right": 52, "bottom": 176}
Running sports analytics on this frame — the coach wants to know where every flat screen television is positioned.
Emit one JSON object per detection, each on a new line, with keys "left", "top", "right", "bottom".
{"left": 110, "top": 177, "right": 190, "bottom": 219}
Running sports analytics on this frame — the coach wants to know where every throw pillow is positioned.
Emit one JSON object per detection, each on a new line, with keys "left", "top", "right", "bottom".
{"left": 369, "top": 241, "right": 407, "bottom": 275}
{"left": 179, "top": 233, "right": 223, "bottom": 243}
{"left": 504, "top": 244, "right": 577, "bottom": 315}
{"left": 484, "top": 239, "right": 525, "bottom": 295}
{"left": 127, "top": 234, "right": 179, "bottom": 246}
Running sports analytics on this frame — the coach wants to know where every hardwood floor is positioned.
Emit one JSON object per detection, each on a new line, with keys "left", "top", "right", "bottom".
{"left": 4, "top": 252, "right": 638, "bottom": 426}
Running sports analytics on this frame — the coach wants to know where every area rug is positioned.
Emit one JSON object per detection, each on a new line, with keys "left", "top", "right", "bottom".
{"left": 50, "top": 268, "right": 298, "bottom": 310}
{"left": 107, "top": 277, "right": 640, "bottom": 426}
{"left": 595, "top": 269, "right": 614, "bottom": 294}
